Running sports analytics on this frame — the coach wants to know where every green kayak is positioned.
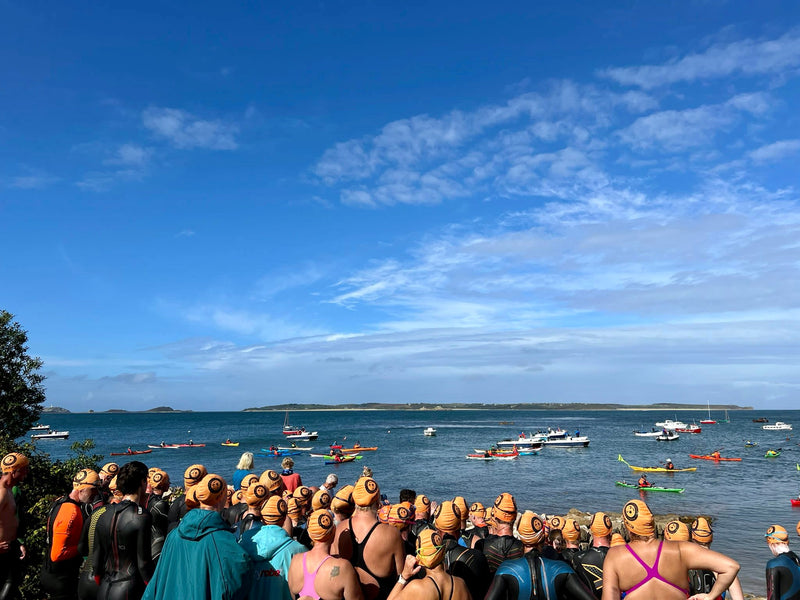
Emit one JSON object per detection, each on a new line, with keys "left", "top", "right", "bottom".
{"left": 615, "top": 481, "right": 685, "bottom": 493}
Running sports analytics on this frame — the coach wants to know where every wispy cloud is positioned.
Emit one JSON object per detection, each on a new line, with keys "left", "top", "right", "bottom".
{"left": 749, "top": 139, "right": 800, "bottom": 163}
{"left": 103, "top": 143, "right": 152, "bottom": 167}
{"left": 599, "top": 30, "right": 800, "bottom": 88}
{"left": 142, "top": 107, "right": 239, "bottom": 150}
{"left": 9, "top": 173, "right": 59, "bottom": 189}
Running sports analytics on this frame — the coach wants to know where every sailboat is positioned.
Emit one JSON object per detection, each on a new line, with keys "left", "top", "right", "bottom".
{"left": 281, "top": 410, "right": 319, "bottom": 440}
{"left": 719, "top": 409, "right": 730, "bottom": 424}
{"left": 699, "top": 401, "right": 716, "bottom": 425}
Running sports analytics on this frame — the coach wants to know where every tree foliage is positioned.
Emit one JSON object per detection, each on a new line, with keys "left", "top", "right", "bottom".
{"left": 0, "top": 310, "right": 46, "bottom": 440}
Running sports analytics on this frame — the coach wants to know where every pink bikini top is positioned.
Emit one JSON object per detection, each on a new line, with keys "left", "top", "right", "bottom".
{"left": 298, "top": 553, "right": 332, "bottom": 600}
{"left": 624, "top": 540, "right": 690, "bottom": 596}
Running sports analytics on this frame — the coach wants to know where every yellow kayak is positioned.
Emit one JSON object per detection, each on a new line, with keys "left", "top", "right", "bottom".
{"left": 221, "top": 442, "right": 240, "bottom": 447}
{"left": 618, "top": 455, "right": 696, "bottom": 472}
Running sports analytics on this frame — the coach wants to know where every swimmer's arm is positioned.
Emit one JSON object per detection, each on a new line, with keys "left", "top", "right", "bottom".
{"left": 391, "top": 530, "right": 405, "bottom": 576}
{"left": 561, "top": 573, "right": 598, "bottom": 600}
{"left": 484, "top": 574, "right": 515, "bottom": 600}
{"left": 338, "top": 561, "right": 364, "bottom": 600}
{"left": 387, "top": 555, "right": 422, "bottom": 600}
{"left": 766, "top": 565, "right": 779, "bottom": 600}
{"left": 600, "top": 553, "right": 622, "bottom": 600}
{"left": 137, "top": 513, "right": 154, "bottom": 584}
{"left": 682, "top": 543, "right": 739, "bottom": 600}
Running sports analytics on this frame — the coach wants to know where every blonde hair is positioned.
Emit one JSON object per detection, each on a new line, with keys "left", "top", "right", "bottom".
{"left": 281, "top": 457, "right": 294, "bottom": 469}
{"left": 236, "top": 452, "right": 254, "bottom": 471}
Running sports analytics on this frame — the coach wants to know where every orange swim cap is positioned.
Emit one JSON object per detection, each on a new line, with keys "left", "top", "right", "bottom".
{"left": 352, "top": 477, "right": 380, "bottom": 507}
{"left": 109, "top": 475, "right": 123, "bottom": 498}
{"left": 232, "top": 489, "right": 245, "bottom": 504}
{"left": 433, "top": 500, "right": 462, "bottom": 533}
{"left": 562, "top": 518, "right": 581, "bottom": 542}
{"left": 796, "top": 520, "right": 800, "bottom": 538}
{"left": 691, "top": 517, "right": 713, "bottom": 543}
{"left": 610, "top": 532, "right": 626, "bottom": 547}
{"left": 416, "top": 529, "right": 446, "bottom": 568}
{"left": 548, "top": 516, "right": 565, "bottom": 531}
{"left": 469, "top": 502, "right": 486, "bottom": 518}
{"left": 149, "top": 469, "right": 170, "bottom": 491}
{"left": 332, "top": 485, "right": 355, "bottom": 514}
{"left": 453, "top": 496, "right": 468, "bottom": 525}
{"left": 312, "top": 489, "right": 332, "bottom": 511}
{"left": 387, "top": 503, "right": 415, "bottom": 530}
{"left": 590, "top": 512, "right": 612, "bottom": 538}
{"left": 664, "top": 520, "right": 690, "bottom": 541}
{"left": 184, "top": 464, "right": 207, "bottom": 488}
{"left": 623, "top": 500, "right": 655, "bottom": 537}
{"left": 766, "top": 525, "right": 789, "bottom": 543}
{"left": 1, "top": 453, "right": 29, "bottom": 474}
{"left": 293, "top": 486, "right": 313, "bottom": 506}
{"left": 263, "top": 496, "right": 288, "bottom": 524}
{"left": 377, "top": 504, "right": 391, "bottom": 523}
{"left": 100, "top": 462, "right": 119, "bottom": 477}
{"left": 517, "top": 511, "right": 545, "bottom": 545}
{"left": 493, "top": 492, "right": 517, "bottom": 523}
{"left": 73, "top": 468, "right": 99, "bottom": 490}
{"left": 259, "top": 470, "right": 284, "bottom": 494}
{"left": 307, "top": 509, "right": 336, "bottom": 543}
{"left": 245, "top": 482, "right": 269, "bottom": 507}
{"left": 194, "top": 474, "right": 227, "bottom": 506}
{"left": 414, "top": 494, "right": 431, "bottom": 513}
{"left": 286, "top": 497, "right": 302, "bottom": 518}
{"left": 240, "top": 474, "right": 259, "bottom": 491}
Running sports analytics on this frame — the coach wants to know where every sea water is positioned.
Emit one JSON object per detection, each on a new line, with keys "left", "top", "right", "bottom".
{"left": 29, "top": 408, "right": 800, "bottom": 594}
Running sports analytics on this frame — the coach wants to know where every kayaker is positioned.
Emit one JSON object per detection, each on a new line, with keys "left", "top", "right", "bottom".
{"left": 765, "top": 525, "right": 800, "bottom": 600}
{"left": 637, "top": 475, "right": 652, "bottom": 488}
{"left": 711, "top": 450, "right": 721, "bottom": 460}
{"left": 602, "top": 499, "right": 739, "bottom": 600}
{"left": 127, "top": 447, "right": 133, "bottom": 454}
{"left": 225, "top": 438, "right": 232, "bottom": 444}
{"left": 665, "top": 459, "right": 675, "bottom": 470}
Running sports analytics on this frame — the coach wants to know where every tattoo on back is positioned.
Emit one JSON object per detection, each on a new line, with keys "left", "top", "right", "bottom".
{"left": 330, "top": 565, "right": 340, "bottom": 579}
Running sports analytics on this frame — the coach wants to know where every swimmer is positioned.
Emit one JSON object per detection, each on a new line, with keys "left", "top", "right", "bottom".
{"left": 0, "top": 453, "right": 29, "bottom": 600}
{"left": 432, "top": 500, "right": 491, "bottom": 599}
{"left": 688, "top": 517, "right": 745, "bottom": 600}
{"left": 288, "top": 509, "right": 363, "bottom": 600}
{"left": 146, "top": 468, "right": 171, "bottom": 562}
{"left": 765, "top": 525, "right": 800, "bottom": 600}
{"left": 601, "top": 499, "right": 739, "bottom": 600}
{"left": 235, "top": 482, "right": 269, "bottom": 540}
{"left": 572, "top": 512, "right": 614, "bottom": 598}
{"left": 473, "top": 493, "right": 524, "bottom": 575}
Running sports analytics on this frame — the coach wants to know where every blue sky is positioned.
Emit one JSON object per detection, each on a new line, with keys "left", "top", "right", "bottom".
{"left": 2, "top": 1, "right": 799, "bottom": 411}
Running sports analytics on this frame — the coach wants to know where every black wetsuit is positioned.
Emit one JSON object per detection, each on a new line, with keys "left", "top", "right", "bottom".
{"left": 0, "top": 487, "right": 25, "bottom": 600}
{"left": 442, "top": 534, "right": 491, "bottom": 600}
{"left": 466, "top": 525, "right": 488, "bottom": 547}
{"left": 234, "top": 512, "right": 262, "bottom": 541}
{"left": 92, "top": 500, "right": 154, "bottom": 600}
{"left": 41, "top": 496, "right": 86, "bottom": 600}
{"left": 166, "top": 497, "right": 188, "bottom": 532}
{"left": 222, "top": 502, "right": 247, "bottom": 528}
{"left": 570, "top": 546, "right": 608, "bottom": 599}
{"left": 476, "top": 533, "right": 525, "bottom": 575}
{"left": 145, "top": 494, "right": 169, "bottom": 562}
{"left": 77, "top": 505, "right": 109, "bottom": 600}
{"left": 346, "top": 519, "right": 396, "bottom": 600}
{"left": 409, "top": 518, "right": 431, "bottom": 549}
{"left": 484, "top": 549, "right": 596, "bottom": 600}
{"left": 689, "top": 568, "right": 720, "bottom": 599}
{"left": 766, "top": 551, "right": 800, "bottom": 600}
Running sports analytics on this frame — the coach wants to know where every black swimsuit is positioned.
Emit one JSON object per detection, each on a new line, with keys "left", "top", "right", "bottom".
{"left": 347, "top": 519, "right": 396, "bottom": 600}
{"left": 428, "top": 574, "right": 454, "bottom": 600}
{"left": 92, "top": 500, "right": 154, "bottom": 600}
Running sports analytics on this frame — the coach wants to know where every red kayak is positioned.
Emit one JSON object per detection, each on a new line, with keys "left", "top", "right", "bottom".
{"left": 791, "top": 499, "right": 800, "bottom": 507}
{"left": 689, "top": 454, "right": 742, "bottom": 462}
{"left": 110, "top": 449, "right": 153, "bottom": 456}
{"left": 175, "top": 443, "right": 205, "bottom": 448}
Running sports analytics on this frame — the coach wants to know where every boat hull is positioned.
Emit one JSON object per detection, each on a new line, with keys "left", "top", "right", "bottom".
{"left": 615, "top": 481, "right": 684, "bottom": 493}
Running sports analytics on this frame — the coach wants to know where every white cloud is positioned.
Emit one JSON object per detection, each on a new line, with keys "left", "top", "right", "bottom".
{"left": 142, "top": 107, "right": 238, "bottom": 150}
{"left": 600, "top": 30, "right": 800, "bottom": 88}
{"left": 9, "top": 174, "right": 58, "bottom": 189}
{"left": 749, "top": 139, "right": 800, "bottom": 163}
{"left": 104, "top": 143, "right": 152, "bottom": 167}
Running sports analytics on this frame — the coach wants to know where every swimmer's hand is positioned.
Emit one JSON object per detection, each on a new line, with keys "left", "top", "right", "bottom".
{"left": 688, "top": 594, "right": 714, "bottom": 600}
{"left": 429, "top": 500, "right": 439, "bottom": 516}
{"left": 0, "top": 541, "right": 8, "bottom": 553}
{"left": 401, "top": 555, "right": 422, "bottom": 580}
{"left": 19, "top": 544, "right": 26, "bottom": 559}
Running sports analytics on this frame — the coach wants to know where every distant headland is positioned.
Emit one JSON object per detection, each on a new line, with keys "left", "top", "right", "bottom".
{"left": 242, "top": 402, "right": 753, "bottom": 412}
{"left": 43, "top": 405, "right": 192, "bottom": 414}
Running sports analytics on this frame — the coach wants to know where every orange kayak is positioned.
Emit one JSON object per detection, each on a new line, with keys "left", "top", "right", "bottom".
{"left": 689, "top": 454, "right": 741, "bottom": 461}
{"left": 340, "top": 446, "right": 378, "bottom": 454}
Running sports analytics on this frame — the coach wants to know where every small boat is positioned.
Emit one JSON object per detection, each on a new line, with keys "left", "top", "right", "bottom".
{"left": 260, "top": 449, "right": 301, "bottom": 456}
{"left": 617, "top": 455, "right": 696, "bottom": 472}
{"left": 496, "top": 435, "right": 545, "bottom": 448}
{"left": 324, "top": 456, "right": 356, "bottom": 465}
{"left": 147, "top": 444, "right": 180, "bottom": 449}
{"left": 542, "top": 435, "right": 590, "bottom": 448}
{"left": 656, "top": 430, "right": 679, "bottom": 442}
{"left": 765, "top": 450, "right": 781, "bottom": 458}
{"left": 791, "top": 498, "right": 800, "bottom": 507}
{"left": 753, "top": 417, "right": 769, "bottom": 423}
{"left": 763, "top": 422, "right": 792, "bottom": 431}
{"left": 474, "top": 448, "right": 519, "bottom": 458}
{"left": 424, "top": 427, "right": 437, "bottom": 436}
{"left": 744, "top": 441, "right": 758, "bottom": 448}
{"left": 310, "top": 453, "right": 362, "bottom": 459}
{"left": 654, "top": 419, "right": 687, "bottom": 430}
{"left": 277, "top": 445, "right": 312, "bottom": 451}
{"left": 675, "top": 424, "right": 702, "bottom": 434}
{"left": 699, "top": 401, "right": 716, "bottom": 424}
{"left": 615, "top": 481, "right": 685, "bottom": 493}
{"left": 339, "top": 446, "right": 377, "bottom": 454}
{"left": 285, "top": 431, "right": 319, "bottom": 440}
{"left": 633, "top": 428, "right": 662, "bottom": 437}
{"left": 110, "top": 449, "right": 153, "bottom": 456}
{"left": 689, "top": 454, "right": 742, "bottom": 462}
{"left": 466, "top": 454, "right": 495, "bottom": 460}
{"left": 221, "top": 442, "right": 240, "bottom": 447}
{"left": 174, "top": 443, "right": 206, "bottom": 448}
{"left": 29, "top": 424, "right": 50, "bottom": 431}
{"left": 31, "top": 430, "right": 69, "bottom": 440}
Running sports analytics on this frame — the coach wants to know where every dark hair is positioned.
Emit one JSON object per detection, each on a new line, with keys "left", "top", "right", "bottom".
{"left": 116, "top": 461, "right": 149, "bottom": 495}
{"left": 399, "top": 488, "right": 416, "bottom": 503}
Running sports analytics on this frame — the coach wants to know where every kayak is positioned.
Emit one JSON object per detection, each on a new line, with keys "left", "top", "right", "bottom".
{"left": 110, "top": 449, "right": 152, "bottom": 456}
{"left": 765, "top": 451, "right": 781, "bottom": 458}
{"left": 278, "top": 446, "right": 312, "bottom": 451}
{"left": 689, "top": 455, "right": 741, "bottom": 462}
{"left": 260, "top": 450, "right": 302, "bottom": 456}
{"left": 221, "top": 442, "right": 239, "bottom": 447}
{"left": 466, "top": 454, "right": 494, "bottom": 460}
{"left": 310, "top": 453, "right": 362, "bottom": 459}
{"left": 148, "top": 444, "right": 179, "bottom": 449}
{"left": 617, "top": 455, "right": 696, "bottom": 472}
{"left": 175, "top": 444, "right": 206, "bottom": 448}
{"left": 791, "top": 499, "right": 800, "bottom": 507}
{"left": 325, "top": 456, "right": 357, "bottom": 465}
{"left": 615, "top": 481, "right": 685, "bottom": 493}
{"left": 340, "top": 447, "right": 378, "bottom": 454}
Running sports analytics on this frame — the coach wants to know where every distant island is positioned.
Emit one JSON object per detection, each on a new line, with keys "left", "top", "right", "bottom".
{"left": 42, "top": 406, "right": 70, "bottom": 414}
{"left": 243, "top": 402, "right": 753, "bottom": 412}
{"left": 97, "top": 406, "right": 192, "bottom": 414}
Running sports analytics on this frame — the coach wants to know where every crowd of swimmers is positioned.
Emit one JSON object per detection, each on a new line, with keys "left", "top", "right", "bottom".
{"left": 2, "top": 449, "right": 800, "bottom": 600}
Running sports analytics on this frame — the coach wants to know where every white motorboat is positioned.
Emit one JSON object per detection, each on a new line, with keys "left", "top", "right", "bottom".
{"left": 542, "top": 435, "right": 590, "bottom": 448}
{"left": 496, "top": 437, "right": 544, "bottom": 449}
{"left": 31, "top": 429, "right": 69, "bottom": 440}
{"left": 656, "top": 430, "right": 679, "bottom": 441}
{"left": 423, "top": 427, "right": 437, "bottom": 436}
{"left": 545, "top": 427, "right": 568, "bottom": 439}
{"left": 654, "top": 419, "right": 686, "bottom": 430}
{"left": 763, "top": 422, "right": 792, "bottom": 431}
{"left": 633, "top": 427, "right": 662, "bottom": 437}
{"left": 285, "top": 431, "right": 319, "bottom": 440}
{"left": 30, "top": 424, "right": 50, "bottom": 431}
{"left": 277, "top": 445, "right": 313, "bottom": 451}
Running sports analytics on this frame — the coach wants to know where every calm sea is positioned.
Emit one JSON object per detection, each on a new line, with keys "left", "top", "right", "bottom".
{"left": 27, "top": 408, "right": 800, "bottom": 595}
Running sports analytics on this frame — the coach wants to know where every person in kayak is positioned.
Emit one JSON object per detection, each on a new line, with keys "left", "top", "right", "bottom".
{"left": 765, "top": 525, "right": 800, "bottom": 600}
{"left": 711, "top": 450, "right": 721, "bottom": 460}
{"left": 637, "top": 475, "right": 652, "bottom": 488}
{"left": 602, "top": 499, "right": 739, "bottom": 600}
{"left": 665, "top": 459, "right": 675, "bottom": 470}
